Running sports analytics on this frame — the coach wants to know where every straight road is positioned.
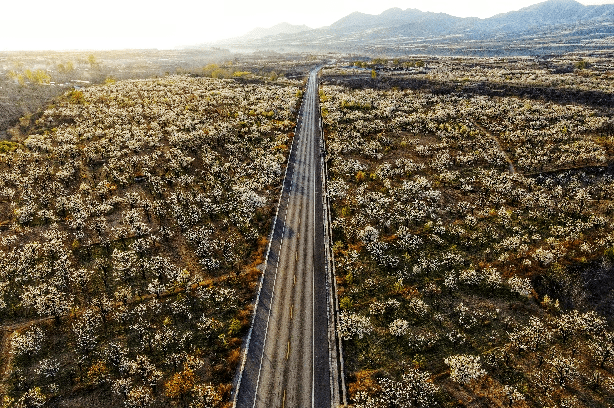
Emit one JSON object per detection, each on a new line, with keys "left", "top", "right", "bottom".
{"left": 234, "top": 69, "right": 333, "bottom": 407}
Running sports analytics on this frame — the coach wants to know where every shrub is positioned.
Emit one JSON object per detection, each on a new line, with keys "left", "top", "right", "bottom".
{"left": 165, "top": 368, "right": 196, "bottom": 399}
{"left": 0, "top": 141, "right": 22, "bottom": 154}
{"left": 340, "top": 296, "right": 353, "bottom": 310}
{"left": 444, "top": 354, "right": 486, "bottom": 384}
{"left": 228, "top": 318, "right": 242, "bottom": 335}
{"left": 67, "top": 89, "right": 85, "bottom": 104}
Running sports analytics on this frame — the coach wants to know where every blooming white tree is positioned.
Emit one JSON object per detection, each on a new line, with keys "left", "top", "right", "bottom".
{"left": 353, "top": 369, "right": 439, "bottom": 408}
{"left": 507, "top": 275, "right": 533, "bottom": 297}
{"left": 21, "top": 284, "right": 72, "bottom": 321}
{"left": 389, "top": 319, "right": 410, "bottom": 337}
{"left": 338, "top": 312, "right": 373, "bottom": 340}
{"left": 72, "top": 309, "right": 103, "bottom": 355}
{"left": 34, "top": 358, "right": 60, "bottom": 378}
{"left": 189, "top": 384, "right": 222, "bottom": 408}
{"left": 508, "top": 316, "right": 552, "bottom": 352}
{"left": 11, "top": 326, "right": 45, "bottom": 357}
{"left": 444, "top": 354, "right": 486, "bottom": 384}
{"left": 547, "top": 355, "right": 579, "bottom": 386}
{"left": 590, "top": 332, "right": 614, "bottom": 368}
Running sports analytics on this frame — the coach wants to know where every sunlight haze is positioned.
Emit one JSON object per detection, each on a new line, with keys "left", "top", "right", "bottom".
{"left": 1, "top": 0, "right": 612, "bottom": 50}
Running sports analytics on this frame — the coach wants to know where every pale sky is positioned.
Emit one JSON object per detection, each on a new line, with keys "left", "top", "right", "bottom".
{"left": 0, "top": 0, "right": 612, "bottom": 51}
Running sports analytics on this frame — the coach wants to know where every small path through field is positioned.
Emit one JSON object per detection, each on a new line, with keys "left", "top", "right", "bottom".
{"left": 470, "top": 119, "right": 517, "bottom": 174}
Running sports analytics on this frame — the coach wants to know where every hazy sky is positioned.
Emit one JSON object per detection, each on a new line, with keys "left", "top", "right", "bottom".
{"left": 1, "top": 0, "right": 612, "bottom": 51}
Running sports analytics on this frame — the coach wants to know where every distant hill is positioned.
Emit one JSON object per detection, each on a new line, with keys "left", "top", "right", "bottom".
{"left": 482, "top": 0, "right": 614, "bottom": 33}
{"left": 219, "top": 22, "right": 311, "bottom": 44}
{"left": 213, "top": 0, "right": 614, "bottom": 56}
{"left": 328, "top": 7, "right": 472, "bottom": 32}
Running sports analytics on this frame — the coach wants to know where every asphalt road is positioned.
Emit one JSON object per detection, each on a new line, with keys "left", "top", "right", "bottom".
{"left": 234, "top": 69, "right": 332, "bottom": 408}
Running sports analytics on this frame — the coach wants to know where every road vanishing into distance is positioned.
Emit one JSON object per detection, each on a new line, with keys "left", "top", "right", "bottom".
{"left": 234, "top": 69, "right": 337, "bottom": 408}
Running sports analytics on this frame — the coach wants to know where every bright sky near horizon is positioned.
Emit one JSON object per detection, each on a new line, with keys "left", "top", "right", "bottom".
{"left": 0, "top": 0, "right": 612, "bottom": 51}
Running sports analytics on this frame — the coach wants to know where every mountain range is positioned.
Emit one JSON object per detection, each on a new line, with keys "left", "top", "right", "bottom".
{"left": 213, "top": 0, "right": 614, "bottom": 56}
{"left": 225, "top": 22, "right": 312, "bottom": 42}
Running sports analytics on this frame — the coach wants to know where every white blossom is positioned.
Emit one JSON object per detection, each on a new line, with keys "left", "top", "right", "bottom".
{"left": 444, "top": 354, "right": 486, "bottom": 384}
{"left": 338, "top": 312, "right": 373, "bottom": 340}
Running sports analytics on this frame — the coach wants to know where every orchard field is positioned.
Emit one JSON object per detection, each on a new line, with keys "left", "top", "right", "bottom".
{"left": 2, "top": 54, "right": 614, "bottom": 408}
{"left": 0, "top": 75, "right": 301, "bottom": 407}
{"left": 321, "top": 58, "right": 614, "bottom": 407}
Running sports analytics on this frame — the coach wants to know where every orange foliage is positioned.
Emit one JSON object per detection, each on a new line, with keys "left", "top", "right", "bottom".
{"left": 227, "top": 348, "right": 241, "bottom": 367}
{"left": 165, "top": 368, "right": 196, "bottom": 399}
{"left": 218, "top": 383, "right": 232, "bottom": 403}
{"left": 237, "top": 307, "right": 252, "bottom": 326}
{"left": 348, "top": 370, "right": 381, "bottom": 400}
{"left": 86, "top": 361, "right": 108, "bottom": 384}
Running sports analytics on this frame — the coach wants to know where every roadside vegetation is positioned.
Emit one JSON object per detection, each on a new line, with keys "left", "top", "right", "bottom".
{"left": 1, "top": 51, "right": 320, "bottom": 140}
{"left": 0, "top": 75, "right": 301, "bottom": 407}
{"left": 2, "top": 52, "right": 613, "bottom": 407}
{"left": 321, "top": 58, "right": 614, "bottom": 407}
